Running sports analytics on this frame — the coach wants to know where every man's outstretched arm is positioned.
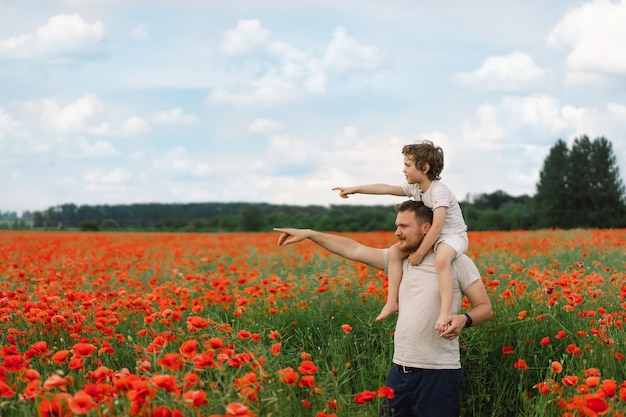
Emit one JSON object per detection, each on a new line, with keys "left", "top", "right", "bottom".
{"left": 274, "top": 228, "right": 386, "bottom": 270}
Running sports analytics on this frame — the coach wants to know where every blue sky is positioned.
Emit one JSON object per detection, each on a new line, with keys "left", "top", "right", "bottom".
{"left": 1, "top": 0, "right": 625, "bottom": 214}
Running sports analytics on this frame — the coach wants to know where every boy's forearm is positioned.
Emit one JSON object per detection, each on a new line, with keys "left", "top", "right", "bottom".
{"left": 354, "top": 184, "right": 405, "bottom": 196}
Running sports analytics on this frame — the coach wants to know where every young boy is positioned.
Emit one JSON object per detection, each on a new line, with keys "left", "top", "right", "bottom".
{"left": 333, "top": 140, "right": 468, "bottom": 332}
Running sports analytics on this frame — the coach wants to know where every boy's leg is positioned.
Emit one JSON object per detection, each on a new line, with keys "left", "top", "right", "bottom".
{"left": 375, "top": 243, "right": 406, "bottom": 322}
{"left": 434, "top": 242, "right": 457, "bottom": 333}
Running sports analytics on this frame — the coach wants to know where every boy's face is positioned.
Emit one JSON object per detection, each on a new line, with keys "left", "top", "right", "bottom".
{"left": 402, "top": 155, "right": 427, "bottom": 184}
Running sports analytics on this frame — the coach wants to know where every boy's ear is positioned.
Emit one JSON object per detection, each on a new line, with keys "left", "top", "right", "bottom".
{"left": 422, "top": 162, "right": 431, "bottom": 174}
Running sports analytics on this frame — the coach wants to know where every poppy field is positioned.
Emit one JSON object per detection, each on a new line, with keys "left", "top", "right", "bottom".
{"left": 0, "top": 228, "right": 625, "bottom": 417}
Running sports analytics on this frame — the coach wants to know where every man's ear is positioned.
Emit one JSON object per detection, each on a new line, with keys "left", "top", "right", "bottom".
{"left": 422, "top": 222, "right": 432, "bottom": 234}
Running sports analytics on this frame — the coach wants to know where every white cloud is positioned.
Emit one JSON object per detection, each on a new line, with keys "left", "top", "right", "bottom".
{"left": 209, "top": 39, "right": 325, "bottom": 107}
{"left": 219, "top": 19, "right": 269, "bottom": 55}
{"left": 547, "top": 0, "right": 626, "bottom": 76}
{"left": 150, "top": 147, "right": 213, "bottom": 178}
{"left": 25, "top": 95, "right": 101, "bottom": 133}
{"left": 0, "top": 14, "right": 104, "bottom": 59}
{"left": 501, "top": 95, "right": 568, "bottom": 133}
{"left": 249, "top": 118, "right": 282, "bottom": 133}
{"left": 74, "top": 137, "right": 118, "bottom": 157}
{"left": 323, "top": 27, "right": 386, "bottom": 72}
{"left": 87, "top": 122, "right": 111, "bottom": 136}
{"left": 0, "top": 109, "right": 20, "bottom": 140}
{"left": 268, "top": 41, "right": 326, "bottom": 93}
{"left": 453, "top": 51, "right": 549, "bottom": 92}
{"left": 462, "top": 103, "right": 505, "bottom": 146}
{"left": 120, "top": 116, "right": 150, "bottom": 136}
{"left": 151, "top": 108, "right": 198, "bottom": 125}
{"left": 84, "top": 168, "right": 133, "bottom": 191}
{"left": 209, "top": 22, "right": 390, "bottom": 107}
{"left": 130, "top": 23, "right": 150, "bottom": 41}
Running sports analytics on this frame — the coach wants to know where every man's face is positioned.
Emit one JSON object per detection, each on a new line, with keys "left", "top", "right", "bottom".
{"left": 394, "top": 210, "right": 425, "bottom": 253}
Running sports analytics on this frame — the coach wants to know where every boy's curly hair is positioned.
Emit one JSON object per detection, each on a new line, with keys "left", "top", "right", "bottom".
{"left": 402, "top": 140, "right": 444, "bottom": 180}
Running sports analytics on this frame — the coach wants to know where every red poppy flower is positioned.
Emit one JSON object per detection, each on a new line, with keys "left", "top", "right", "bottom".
{"left": 341, "top": 324, "right": 352, "bottom": 334}
{"left": 562, "top": 375, "right": 578, "bottom": 386}
{"left": 540, "top": 337, "right": 551, "bottom": 346}
{"left": 151, "top": 374, "right": 181, "bottom": 394}
{"left": 30, "top": 341, "right": 51, "bottom": 355}
{"left": 584, "top": 376, "right": 600, "bottom": 387}
{"left": 43, "top": 374, "right": 69, "bottom": 391}
{"left": 584, "top": 368, "right": 601, "bottom": 377}
{"left": 513, "top": 359, "right": 528, "bottom": 370}
{"left": 179, "top": 340, "right": 198, "bottom": 358}
{"left": 299, "top": 375, "right": 315, "bottom": 388}
{"left": 276, "top": 367, "right": 299, "bottom": 386}
{"left": 37, "top": 396, "right": 68, "bottom": 417}
{"left": 237, "top": 330, "right": 252, "bottom": 340}
{"left": 600, "top": 379, "right": 617, "bottom": 397}
{"left": 51, "top": 350, "right": 70, "bottom": 365}
{"left": 72, "top": 343, "right": 97, "bottom": 357}
{"left": 534, "top": 381, "right": 550, "bottom": 395}
{"left": 186, "top": 316, "right": 208, "bottom": 331}
{"left": 157, "top": 353, "right": 184, "bottom": 371}
{"left": 183, "top": 389, "right": 208, "bottom": 406}
{"left": 225, "top": 402, "right": 251, "bottom": 415}
{"left": 268, "top": 330, "right": 280, "bottom": 340}
{"left": 298, "top": 360, "right": 318, "bottom": 375}
{"left": 270, "top": 343, "right": 281, "bottom": 356}
{"left": 0, "top": 381, "right": 15, "bottom": 398}
{"left": 377, "top": 386, "right": 395, "bottom": 399}
{"left": 3, "top": 354, "right": 28, "bottom": 371}
{"left": 501, "top": 346, "right": 514, "bottom": 355}
{"left": 354, "top": 390, "right": 377, "bottom": 404}
{"left": 67, "top": 390, "right": 96, "bottom": 415}
{"left": 206, "top": 337, "right": 223, "bottom": 349}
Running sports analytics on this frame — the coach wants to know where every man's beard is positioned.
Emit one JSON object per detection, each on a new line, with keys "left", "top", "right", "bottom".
{"left": 399, "top": 239, "right": 420, "bottom": 254}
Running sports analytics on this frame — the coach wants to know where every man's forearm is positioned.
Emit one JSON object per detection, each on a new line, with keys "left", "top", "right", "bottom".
{"left": 466, "top": 301, "right": 492, "bottom": 327}
{"left": 307, "top": 231, "right": 385, "bottom": 270}
{"left": 307, "top": 231, "right": 362, "bottom": 259}
{"left": 275, "top": 227, "right": 386, "bottom": 271}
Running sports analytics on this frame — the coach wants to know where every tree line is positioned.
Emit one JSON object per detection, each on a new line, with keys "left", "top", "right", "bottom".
{"left": 3, "top": 135, "right": 625, "bottom": 232}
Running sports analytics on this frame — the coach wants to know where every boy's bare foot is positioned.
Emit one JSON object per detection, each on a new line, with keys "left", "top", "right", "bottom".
{"left": 375, "top": 302, "right": 398, "bottom": 322}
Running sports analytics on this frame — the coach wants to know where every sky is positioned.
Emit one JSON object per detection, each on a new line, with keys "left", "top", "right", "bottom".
{"left": 1, "top": 0, "right": 626, "bottom": 214}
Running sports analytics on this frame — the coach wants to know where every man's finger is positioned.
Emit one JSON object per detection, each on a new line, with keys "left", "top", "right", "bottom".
{"left": 277, "top": 232, "right": 290, "bottom": 246}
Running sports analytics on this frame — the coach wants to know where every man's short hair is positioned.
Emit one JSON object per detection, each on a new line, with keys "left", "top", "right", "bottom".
{"left": 396, "top": 200, "right": 433, "bottom": 224}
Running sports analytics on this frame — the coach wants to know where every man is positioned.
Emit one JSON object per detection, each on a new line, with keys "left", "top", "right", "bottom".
{"left": 274, "top": 200, "right": 492, "bottom": 417}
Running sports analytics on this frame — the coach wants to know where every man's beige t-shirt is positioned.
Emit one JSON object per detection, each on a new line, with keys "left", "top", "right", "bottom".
{"left": 384, "top": 251, "right": 480, "bottom": 369}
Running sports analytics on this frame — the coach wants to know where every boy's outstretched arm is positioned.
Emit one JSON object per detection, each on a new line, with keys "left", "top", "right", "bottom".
{"left": 332, "top": 184, "right": 405, "bottom": 198}
{"left": 274, "top": 228, "right": 386, "bottom": 270}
